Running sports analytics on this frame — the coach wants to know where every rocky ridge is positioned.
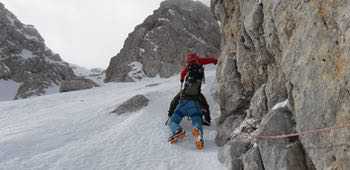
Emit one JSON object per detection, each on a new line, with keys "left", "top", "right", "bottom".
{"left": 105, "top": 0, "right": 220, "bottom": 82}
{"left": 0, "top": 2, "right": 76, "bottom": 99}
{"left": 212, "top": 0, "right": 350, "bottom": 169}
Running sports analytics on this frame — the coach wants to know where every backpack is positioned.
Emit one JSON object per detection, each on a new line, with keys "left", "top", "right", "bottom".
{"left": 182, "top": 63, "right": 204, "bottom": 96}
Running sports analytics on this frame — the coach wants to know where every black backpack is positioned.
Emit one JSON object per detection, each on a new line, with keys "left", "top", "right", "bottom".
{"left": 183, "top": 63, "right": 204, "bottom": 96}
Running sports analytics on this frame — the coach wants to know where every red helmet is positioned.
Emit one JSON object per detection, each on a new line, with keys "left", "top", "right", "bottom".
{"left": 186, "top": 53, "right": 199, "bottom": 64}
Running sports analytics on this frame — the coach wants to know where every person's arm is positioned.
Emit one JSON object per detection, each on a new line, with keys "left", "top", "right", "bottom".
{"left": 198, "top": 57, "right": 217, "bottom": 65}
{"left": 180, "top": 67, "right": 188, "bottom": 82}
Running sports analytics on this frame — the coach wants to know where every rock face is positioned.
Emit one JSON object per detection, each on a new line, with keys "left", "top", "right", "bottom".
{"left": 212, "top": 0, "right": 350, "bottom": 169}
{"left": 111, "top": 95, "right": 150, "bottom": 115}
{"left": 59, "top": 78, "right": 99, "bottom": 93}
{"left": 105, "top": 0, "right": 220, "bottom": 82}
{"left": 0, "top": 2, "right": 76, "bottom": 99}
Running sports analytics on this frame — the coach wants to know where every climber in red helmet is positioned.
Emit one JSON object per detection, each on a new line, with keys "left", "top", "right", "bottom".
{"left": 166, "top": 50, "right": 217, "bottom": 150}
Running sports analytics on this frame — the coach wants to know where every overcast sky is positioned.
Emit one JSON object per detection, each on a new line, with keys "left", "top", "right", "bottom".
{"left": 2, "top": 0, "right": 210, "bottom": 69}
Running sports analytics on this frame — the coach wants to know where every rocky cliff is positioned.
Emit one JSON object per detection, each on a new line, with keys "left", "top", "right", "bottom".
{"left": 212, "top": 0, "right": 350, "bottom": 169}
{"left": 0, "top": 2, "right": 76, "bottom": 99}
{"left": 105, "top": 0, "right": 220, "bottom": 82}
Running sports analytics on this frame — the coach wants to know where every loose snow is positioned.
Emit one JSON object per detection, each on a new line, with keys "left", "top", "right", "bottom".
{"left": 20, "top": 49, "right": 35, "bottom": 59}
{"left": 0, "top": 79, "right": 19, "bottom": 101}
{"left": 0, "top": 68, "right": 224, "bottom": 170}
{"left": 272, "top": 99, "right": 288, "bottom": 110}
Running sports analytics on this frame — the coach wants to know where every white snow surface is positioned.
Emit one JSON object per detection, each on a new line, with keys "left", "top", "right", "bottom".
{"left": 0, "top": 69, "right": 224, "bottom": 170}
{"left": 272, "top": 99, "right": 288, "bottom": 110}
{"left": 45, "top": 84, "right": 60, "bottom": 95}
{"left": 0, "top": 79, "right": 19, "bottom": 101}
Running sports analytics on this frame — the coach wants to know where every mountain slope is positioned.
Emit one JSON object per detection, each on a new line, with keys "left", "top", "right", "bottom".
{"left": 0, "top": 2, "right": 76, "bottom": 100}
{"left": 105, "top": 0, "right": 220, "bottom": 82}
{"left": 0, "top": 68, "right": 224, "bottom": 170}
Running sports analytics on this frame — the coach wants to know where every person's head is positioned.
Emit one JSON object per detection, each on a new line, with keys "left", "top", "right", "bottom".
{"left": 186, "top": 52, "right": 199, "bottom": 64}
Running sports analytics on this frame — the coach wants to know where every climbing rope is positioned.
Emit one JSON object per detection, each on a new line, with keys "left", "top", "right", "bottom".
{"left": 255, "top": 123, "right": 350, "bottom": 140}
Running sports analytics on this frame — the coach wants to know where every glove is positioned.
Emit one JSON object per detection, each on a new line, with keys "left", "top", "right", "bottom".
{"left": 168, "top": 111, "right": 173, "bottom": 117}
{"left": 202, "top": 113, "right": 211, "bottom": 126}
{"left": 214, "top": 59, "right": 218, "bottom": 65}
{"left": 180, "top": 79, "right": 184, "bottom": 83}
{"left": 202, "top": 118, "right": 211, "bottom": 126}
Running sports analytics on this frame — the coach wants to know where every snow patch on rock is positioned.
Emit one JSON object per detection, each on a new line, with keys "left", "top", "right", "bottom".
{"left": 20, "top": 49, "right": 35, "bottom": 59}
{"left": 128, "top": 62, "right": 148, "bottom": 82}
{"left": 272, "top": 99, "right": 288, "bottom": 110}
{"left": 158, "top": 18, "right": 170, "bottom": 22}
{"left": 168, "top": 9, "right": 176, "bottom": 16}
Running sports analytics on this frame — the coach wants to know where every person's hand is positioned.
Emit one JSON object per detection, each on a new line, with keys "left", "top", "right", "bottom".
{"left": 214, "top": 59, "right": 218, "bottom": 65}
{"left": 202, "top": 117, "right": 211, "bottom": 126}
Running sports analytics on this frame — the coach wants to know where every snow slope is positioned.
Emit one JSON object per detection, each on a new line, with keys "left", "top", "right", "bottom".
{"left": 0, "top": 68, "right": 224, "bottom": 170}
{"left": 0, "top": 79, "right": 20, "bottom": 102}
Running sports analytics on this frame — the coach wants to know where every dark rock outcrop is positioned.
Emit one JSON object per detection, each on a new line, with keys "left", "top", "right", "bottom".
{"left": 111, "top": 95, "right": 150, "bottom": 115}
{"left": 59, "top": 78, "right": 99, "bottom": 92}
{"left": 105, "top": 0, "right": 220, "bottom": 82}
{"left": 0, "top": 2, "right": 76, "bottom": 99}
{"left": 212, "top": 0, "right": 350, "bottom": 169}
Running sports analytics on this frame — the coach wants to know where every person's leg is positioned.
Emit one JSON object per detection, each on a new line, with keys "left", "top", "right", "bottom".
{"left": 191, "top": 115, "right": 203, "bottom": 137}
{"left": 185, "top": 101, "right": 203, "bottom": 133}
{"left": 185, "top": 101, "right": 204, "bottom": 149}
{"left": 191, "top": 114, "right": 204, "bottom": 150}
{"left": 168, "top": 102, "right": 187, "bottom": 143}
{"left": 169, "top": 109, "right": 183, "bottom": 135}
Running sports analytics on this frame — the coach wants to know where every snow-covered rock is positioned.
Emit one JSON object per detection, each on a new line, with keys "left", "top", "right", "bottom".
{"left": 105, "top": 0, "right": 220, "bottom": 82}
{"left": 0, "top": 2, "right": 76, "bottom": 100}
{"left": 70, "top": 64, "right": 105, "bottom": 86}
{"left": 59, "top": 78, "right": 99, "bottom": 93}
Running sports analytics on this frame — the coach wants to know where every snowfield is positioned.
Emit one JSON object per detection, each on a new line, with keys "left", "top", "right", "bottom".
{"left": 0, "top": 79, "right": 20, "bottom": 102}
{"left": 0, "top": 68, "right": 225, "bottom": 170}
